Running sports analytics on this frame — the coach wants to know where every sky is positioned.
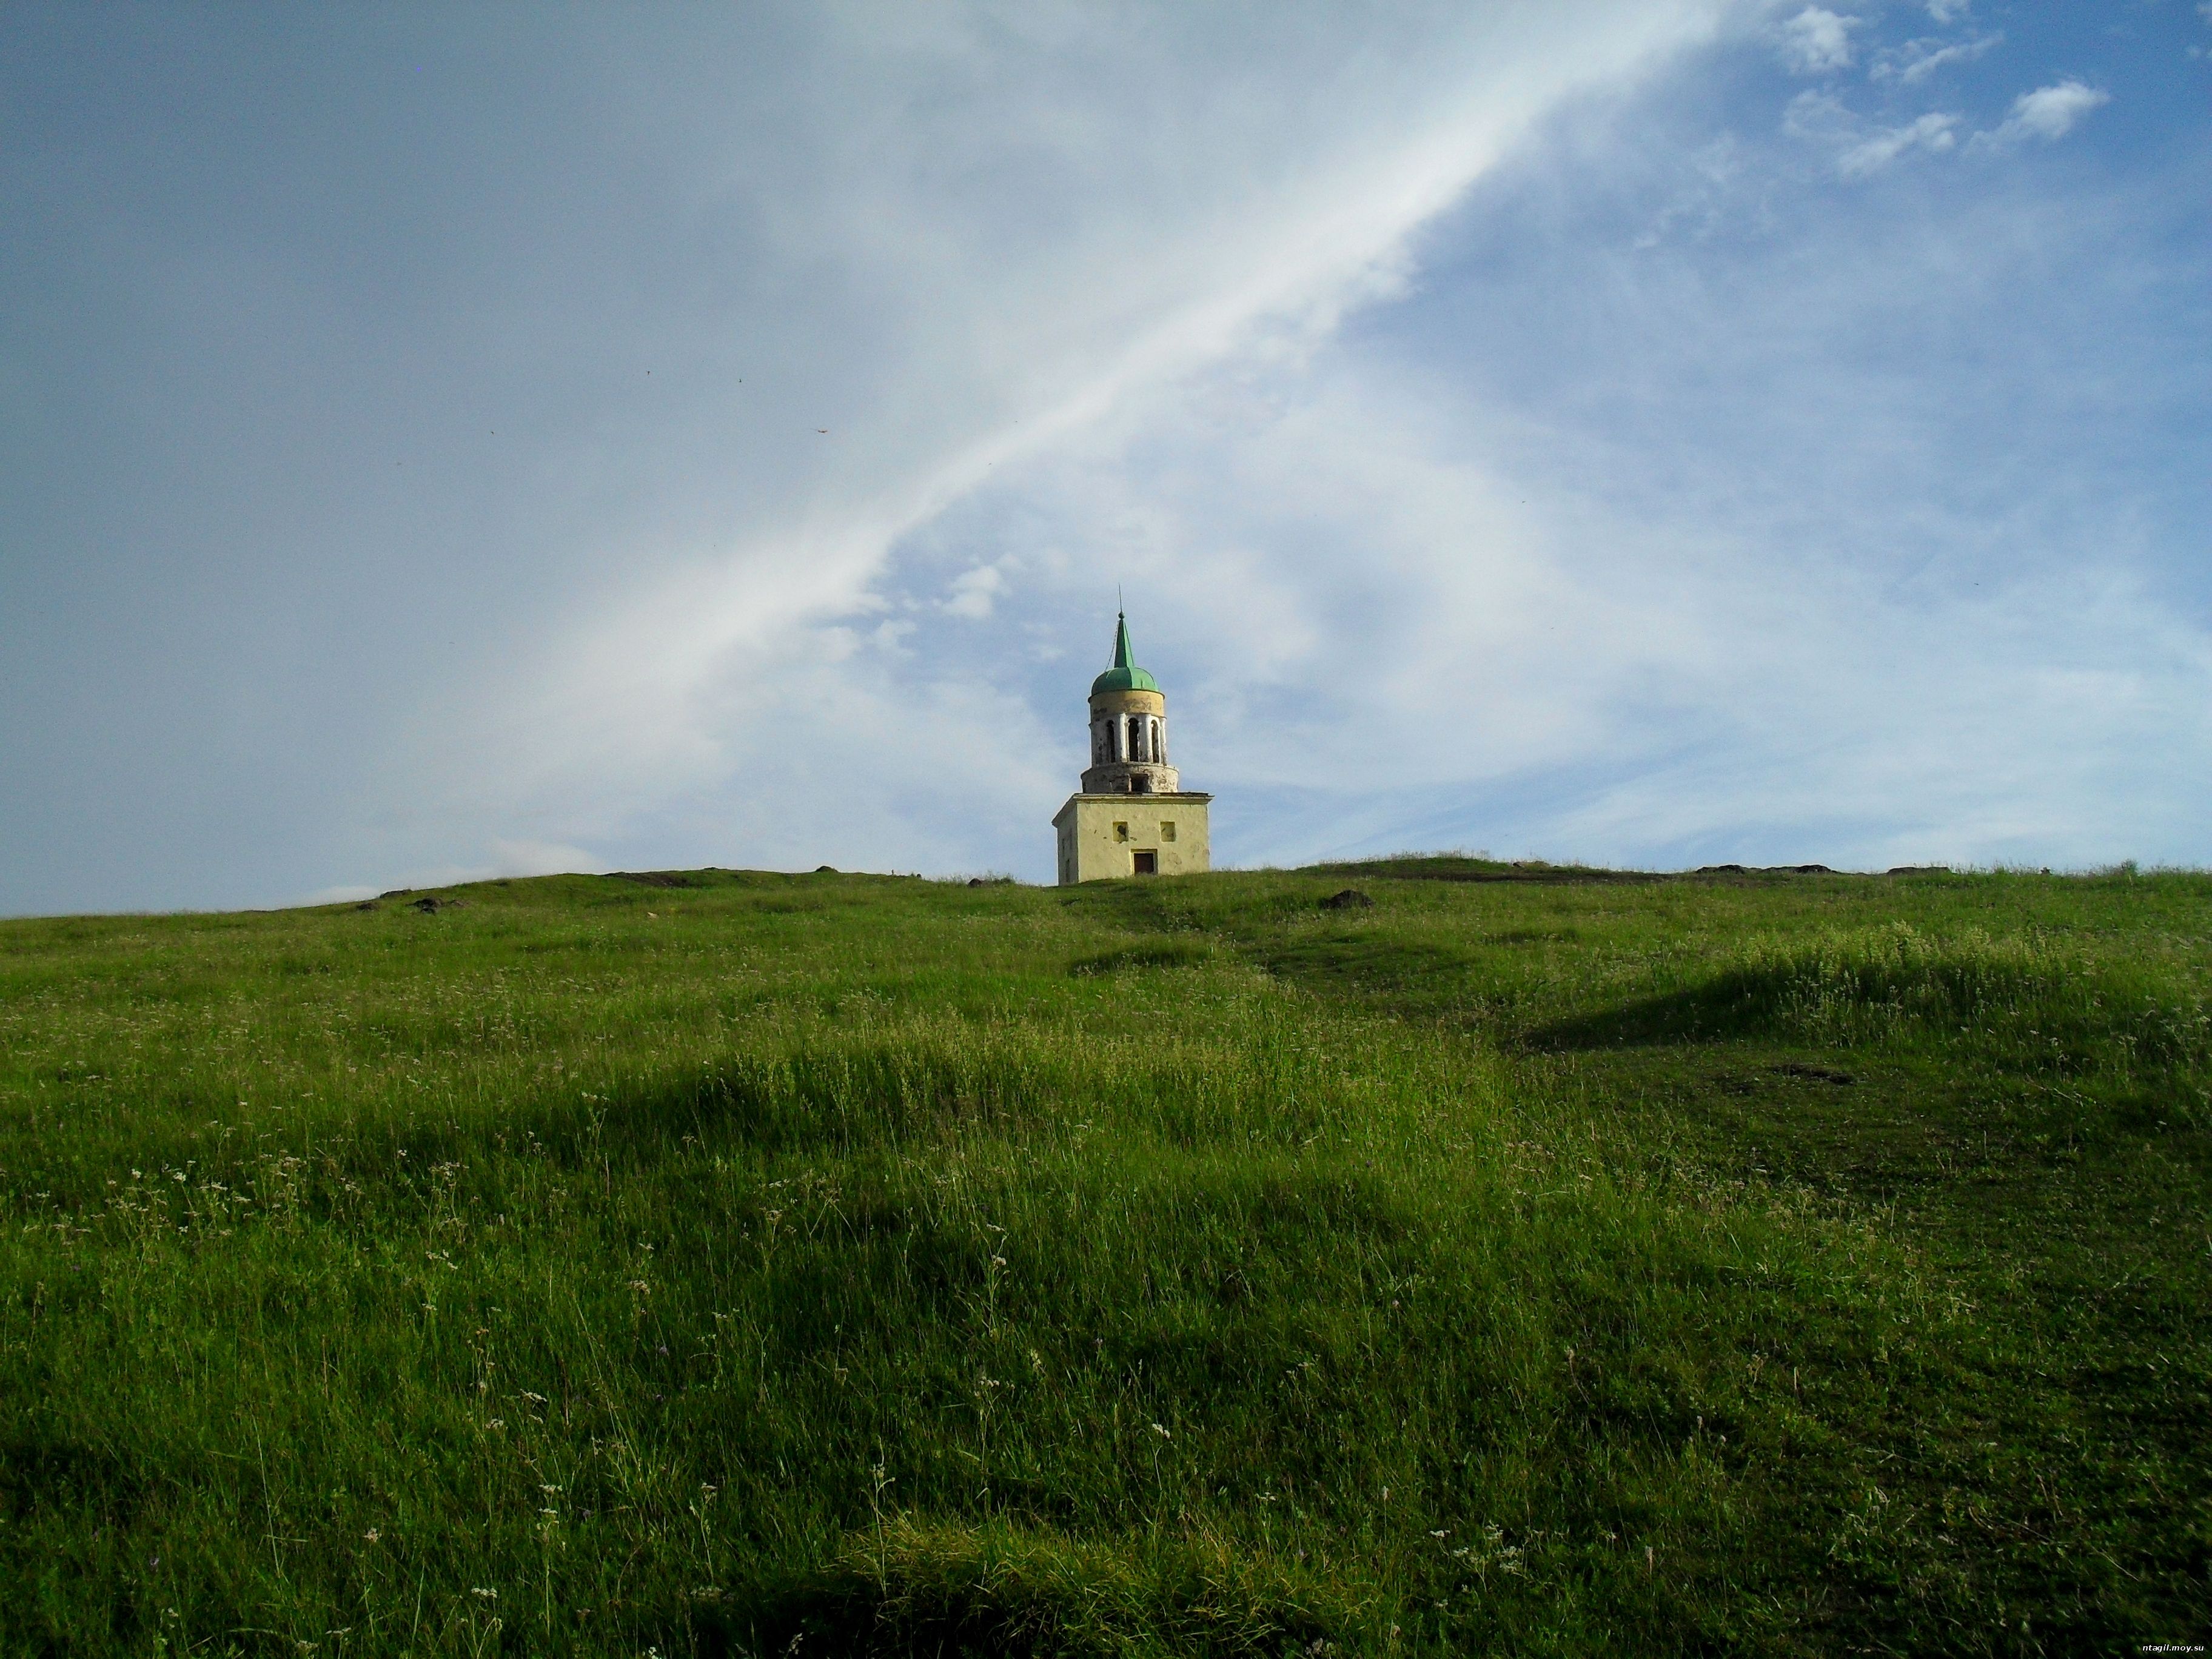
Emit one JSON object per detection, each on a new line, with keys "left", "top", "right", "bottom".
{"left": 2, "top": 1, "right": 2208, "bottom": 913}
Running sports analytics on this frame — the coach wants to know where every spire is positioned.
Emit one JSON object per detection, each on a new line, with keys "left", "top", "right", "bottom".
{"left": 1090, "top": 609, "right": 1160, "bottom": 695}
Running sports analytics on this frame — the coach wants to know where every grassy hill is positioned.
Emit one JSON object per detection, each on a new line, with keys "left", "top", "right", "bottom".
{"left": 1, "top": 860, "right": 2205, "bottom": 1655}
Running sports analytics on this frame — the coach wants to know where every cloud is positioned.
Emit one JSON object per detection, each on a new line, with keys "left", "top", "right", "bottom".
{"left": 943, "top": 563, "right": 1008, "bottom": 618}
{"left": 1988, "top": 80, "right": 2110, "bottom": 144}
{"left": 301, "top": 883, "right": 380, "bottom": 907}
{"left": 373, "top": 5, "right": 1735, "bottom": 883}
{"left": 1872, "top": 31, "right": 2001, "bottom": 85}
{"left": 824, "top": 82, "right": 2212, "bottom": 874}
{"left": 4, "top": 4, "right": 2202, "bottom": 908}
{"left": 1968, "top": 81, "right": 2110, "bottom": 156}
{"left": 1782, "top": 89, "right": 1852, "bottom": 142}
{"left": 1784, "top": 92, "right": 1959, "bottom": 178}
{"left": 976, "top": 75, "right": 2212, "bottom": 875}
{"left": 317, "top": 839, "right": 603, "bottom": 903}
{"left": 956, "top": 357, "right": 2207, "bottom": 873}
{"left": 1839, "top": 111, "right": 1960, "bottom": 175}
{"left": 490, "top": 839, "right": 607, "bottom": 878}
{"left": 1775, "top": 7, "right": 1857, "bottom": 75}
{"left": 1926, "top": 0, "right": 1970, "bottom": 22}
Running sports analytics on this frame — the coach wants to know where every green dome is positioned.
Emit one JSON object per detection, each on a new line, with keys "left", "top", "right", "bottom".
{"left": 1090, "top": 612, "right": 1160, "bottom": 695}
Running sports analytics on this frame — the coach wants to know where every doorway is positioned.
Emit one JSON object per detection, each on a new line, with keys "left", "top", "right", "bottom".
{"left": 1132, "top": 851, "right": 1158, "bottom": 875}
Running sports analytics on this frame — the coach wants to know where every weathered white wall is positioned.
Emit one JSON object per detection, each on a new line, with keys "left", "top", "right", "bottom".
{"left": 1053, "top": 795, "right": 1211, "bottom": 885}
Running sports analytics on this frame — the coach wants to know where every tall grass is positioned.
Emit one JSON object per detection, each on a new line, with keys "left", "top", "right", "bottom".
{"left": 1735, "top": 922, "right": 2191, "bottom": 1058}
{"left": 0, "top": 866, "right": 2205, "bottom": 1654}
{"left": 1527, "top": 917, "right": 2210, "bottom": 1087}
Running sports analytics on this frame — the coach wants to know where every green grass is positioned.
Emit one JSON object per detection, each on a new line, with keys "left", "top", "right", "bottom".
{"left": 0, "top": 860, "right": 2206, "bottom": 1655}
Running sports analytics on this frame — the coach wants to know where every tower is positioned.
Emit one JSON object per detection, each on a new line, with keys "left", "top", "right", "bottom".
{"left": 1053, "top": 614, "right": 1212, "bottom": 883}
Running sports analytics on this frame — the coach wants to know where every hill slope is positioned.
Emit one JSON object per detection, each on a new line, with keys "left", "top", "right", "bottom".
{"left": 1, "top": 862, "right": 2206, "bottom": 1654}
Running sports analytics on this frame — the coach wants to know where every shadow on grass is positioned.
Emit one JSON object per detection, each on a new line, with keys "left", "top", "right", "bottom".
{"left": 1069, "top": 939, "right": 1214, "bottom": 976}
{"left": 1252, "top": 936, "right": 1472, "bottom": 1013}
{"left": 1525, "top": 977, "right": 1788, "bottom": 1052}
{"left": 712, "top": 1519, "right": 1364, "bottom": 1659}
{"left": 0, "top": 1434, "right": 150, "bottom": 1529}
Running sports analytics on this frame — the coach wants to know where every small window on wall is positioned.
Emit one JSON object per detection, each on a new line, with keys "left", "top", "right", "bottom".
{"left": 1133, "top": 851, "right": 1158, "bottom": 875}
{"left": 1161, "top": 821, "right": 1176, "bottom": 842}
{"left": 1113, "top": 822, "right": 1129, "bottom": 842}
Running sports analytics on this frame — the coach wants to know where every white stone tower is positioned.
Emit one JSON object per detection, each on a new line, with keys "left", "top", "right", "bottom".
{"left": 1053, "top": 614, "right": 1212, "bottom": 883}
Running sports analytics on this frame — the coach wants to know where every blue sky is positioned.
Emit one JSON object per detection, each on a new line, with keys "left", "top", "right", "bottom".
{"left": 2, "top": 2, "right": 2207, "bottom": 912}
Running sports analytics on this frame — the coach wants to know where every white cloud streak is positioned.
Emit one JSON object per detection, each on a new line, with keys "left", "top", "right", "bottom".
{"left": 1785, "top": 92, "right": 1960, "bottom": 178}
{"left": 1872, "top": 31, "right": 2002, "bottom": 85}
{"left": 372, "top": 4, "right": 1733, "bottom": 885}
{"left": 1840, "top": 111, "right": 1960, "bottom": 175}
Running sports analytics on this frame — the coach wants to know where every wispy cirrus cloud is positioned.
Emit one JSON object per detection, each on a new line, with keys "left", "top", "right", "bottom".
{"left": 1871, "top": 30, "right": 2002, "bottom": 85}
{"left": 1785, "top": 91, "right": 1960, "bottom": 177}
{"left": 1840, "top": 111, "right": 1961, "bottom": 175}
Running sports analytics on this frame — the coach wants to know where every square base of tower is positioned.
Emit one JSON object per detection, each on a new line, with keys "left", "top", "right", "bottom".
{"left": 1053, "top": 794, "right": 1212, "bottom": 886}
